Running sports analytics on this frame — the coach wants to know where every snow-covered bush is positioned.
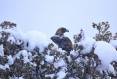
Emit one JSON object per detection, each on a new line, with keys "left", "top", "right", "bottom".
{"left": 92, "top": 21, "right": 112, "bottom": 42}
{"left": 0, "top": 21, "right": 117, "bottom": 79}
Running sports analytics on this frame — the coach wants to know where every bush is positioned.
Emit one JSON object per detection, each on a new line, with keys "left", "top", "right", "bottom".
{"left": 0, "top": 21, "right": 117, "bottom": 79}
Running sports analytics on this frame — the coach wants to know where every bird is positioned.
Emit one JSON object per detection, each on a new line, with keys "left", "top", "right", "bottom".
{"left": 55, "top": 27, "right": 69, "bottom": 36}
{"left": 51, "top": 27, "right": 73, "bottom": 53}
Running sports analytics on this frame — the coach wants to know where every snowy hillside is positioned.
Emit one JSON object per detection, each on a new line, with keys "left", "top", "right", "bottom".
{"left": 0, "top": 21, "right": 117, "bottom": 79}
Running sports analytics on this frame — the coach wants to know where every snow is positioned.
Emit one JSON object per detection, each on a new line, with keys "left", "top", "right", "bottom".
{"left": 21, "top": 50, "right": 30, "bottom": 63}
{"left": 0, "top": 44, "right": 4, "bottom": 56}
{"left": 78, "top": 36, "right": 117, "bottom": 73}
{"left": 16, "top": 50, "right": 30, "bottom": 63}
{"left": 110, "top": 40, "right": 117, "bottom": 48}
{"left": 0, "top": 64, "right": 9, "bottom": 70}
{"left": 94, "top": 41, "right": 117, "bottom": 71}
{"left": 45, "top": 74, "right": 55, "bottom": 78}
{"left": 70, "top": 50, "right": 79, "bottom": 57}
{"left": 78, "top": 38, "right": 96, "bottom": 54}
{"left": 15, "top": 50, "right": 30, "bottom": 63}
{"left": 54, "top": 59, "right": 66, "bottom": 68}
{"left": 9, "top": 76, "right": 24, "bottom": 79}
{"left": 7, "top": 36, "right": 16, "bottom": 44}
{"left": 7, "top": 55, "right": 14, "bottom": 65}
{"left": 108, "top": 64, "right": 116, "bottom": 75}
{"left": 1, "top": 23, "right": 117, "bottom": 78}
{"left": 58, "top": 48, "right": 66, "bottom": 55}
{"left": 0, "top": 33, "right": 2, "bottom": 38}
{"left": 57, "top": 70, "right": 66, "bottom": 79}
{"left": 45, "top": 55, "right": 54, "bottom": 63}
{"left": 18, "top": 77, "right": 24, "bottom": 79}
{"left": 1, "top": 27, "right": 49, "bottom": 52}
{"left": 24, "top": 30, "right": 49, "bottom": 51}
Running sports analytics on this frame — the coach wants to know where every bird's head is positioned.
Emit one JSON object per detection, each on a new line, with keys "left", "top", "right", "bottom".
{"left": 55, "top": 27, "right": 69, "bottom": 36}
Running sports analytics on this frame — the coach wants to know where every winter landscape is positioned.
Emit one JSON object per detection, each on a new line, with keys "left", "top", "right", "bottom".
{"left": 1, "top": 0, "right": 117, "bottom": 79}
{"left": 0, "top": 21, "right": 117, "bottom": 79}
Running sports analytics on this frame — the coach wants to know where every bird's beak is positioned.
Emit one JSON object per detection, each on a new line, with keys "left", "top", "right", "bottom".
{"left": 66, "top": 29, "right": 69, "bottom": 32}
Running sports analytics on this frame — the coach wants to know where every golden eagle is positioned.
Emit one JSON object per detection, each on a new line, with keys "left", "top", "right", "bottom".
{"left": 51, "top": 27, "right": 73, "bottom": 53}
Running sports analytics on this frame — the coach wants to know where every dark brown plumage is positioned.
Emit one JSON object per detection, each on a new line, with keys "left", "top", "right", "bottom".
{"left": 51, "top": 27, "right": 73, "bottom": 53}
{"left": 55, "top": 27, "right": 69, "bottom": 36}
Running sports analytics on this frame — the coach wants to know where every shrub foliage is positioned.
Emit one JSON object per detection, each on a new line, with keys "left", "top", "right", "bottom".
{"left": 0, "top": 21, "right": 117, "bottom": 79}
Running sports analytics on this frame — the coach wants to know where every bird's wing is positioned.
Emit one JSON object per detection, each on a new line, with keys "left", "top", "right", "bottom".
{"left": 51, "top": 36, "right": 61, "bottom": 47}
{"left": 61, "top": 36, "right": 73, "bottom": 50}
